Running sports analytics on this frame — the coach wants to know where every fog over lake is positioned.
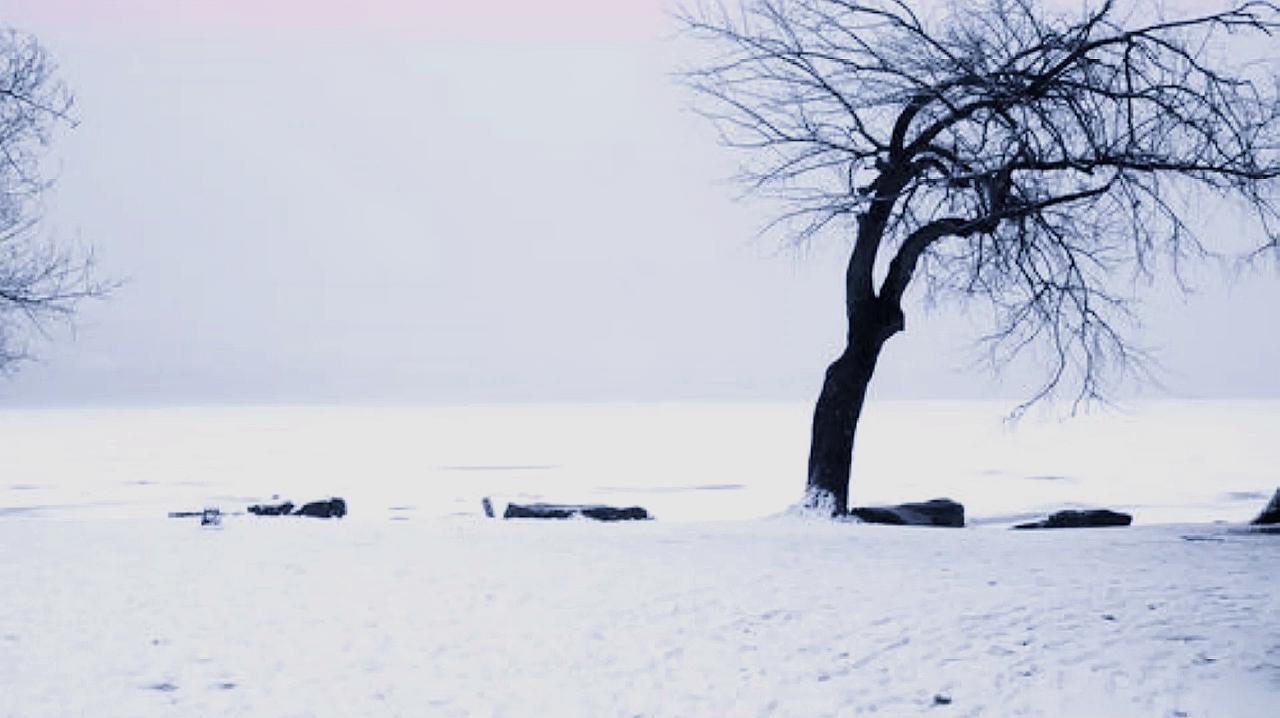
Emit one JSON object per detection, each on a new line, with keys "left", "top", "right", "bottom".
{"left": 0, "top": 0, "right": 1276, "bottom": 407}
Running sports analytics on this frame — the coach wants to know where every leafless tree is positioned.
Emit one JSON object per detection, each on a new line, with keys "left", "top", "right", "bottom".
{"left": 0, "top": 28, "right": 104, "bottom": 373}
{"left": 679, "top": 0, "right": 1280, "bottom": 515}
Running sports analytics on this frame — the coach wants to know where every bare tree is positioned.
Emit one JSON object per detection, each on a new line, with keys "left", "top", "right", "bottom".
{"left": 679, "top": 0, "right": 1280, "bottom": 515}
{"left": 0, "top": 28, "right": 104, "bottom": 373}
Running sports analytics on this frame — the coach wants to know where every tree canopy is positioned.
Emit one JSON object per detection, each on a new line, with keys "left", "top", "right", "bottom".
{"left": 0, "top": 28, "right": 103, "bottom": 373}
{"left": 683, "top": 0, "right": 1280, "bottom": 402}
{"left": 680, "top": 0, "right": 1280, "bottom": 513}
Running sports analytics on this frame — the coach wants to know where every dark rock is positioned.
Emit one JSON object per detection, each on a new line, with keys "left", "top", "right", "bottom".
{"left": 1013, "top": 509, "right": 1132, "bottom": 529}
{"left": 247, "top": 501, "right": 295, "bottom": 516}
{"left": 503, "top": 502, "right": 650, "bottom": 521}
{"left": 848, "top": 498, "right": 964, "bottom": 527}
{"left": 293, "top": 497, "right": 347, "bottom": 519}
{"left": 243, "top": 497, "right": 346, "bottom": 519}
{"left": 1250, "top": 488, "right": 1280, "bottom": 525}
{"left": 482, "top": 497, "right": 495, "bottom": 518}
{"left": 579, "top": 505, "right": 650, "bottom": 521}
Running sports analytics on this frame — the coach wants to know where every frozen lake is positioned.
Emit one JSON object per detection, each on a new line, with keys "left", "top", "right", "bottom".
{"left": 1, "top": 400, "right": 1275, "bottom": 525}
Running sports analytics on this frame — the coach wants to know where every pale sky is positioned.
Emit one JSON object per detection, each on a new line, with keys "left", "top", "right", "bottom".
{"left": 1, "top": 0, "right": 1276, "bottom": 405}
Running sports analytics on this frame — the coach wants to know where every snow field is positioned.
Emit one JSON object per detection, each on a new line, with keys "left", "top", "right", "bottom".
{"left": 1, "top": 517, "right": 1275, "bottom": 717}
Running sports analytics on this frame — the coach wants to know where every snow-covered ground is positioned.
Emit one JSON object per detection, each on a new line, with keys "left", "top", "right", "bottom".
{"left": 1, "top": 518, "right": 1276, "bottom": 717}
{"left": 1, "top": 401, "right": 1277, "bottom": 716}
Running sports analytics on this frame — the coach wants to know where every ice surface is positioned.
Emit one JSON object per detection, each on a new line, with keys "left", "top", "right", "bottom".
{"left": 0, "top": 401, "right": 1275, "bottom": 524}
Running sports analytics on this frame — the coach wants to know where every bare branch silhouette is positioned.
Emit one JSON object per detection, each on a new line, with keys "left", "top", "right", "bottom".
{"left": 0, "top": 28, "right": 108, "bottom": 374}
{"left": 678, "top": 0, "right": 1280, "bottom": 514}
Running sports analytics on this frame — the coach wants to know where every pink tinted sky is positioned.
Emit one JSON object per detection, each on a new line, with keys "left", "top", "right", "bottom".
{"left": 7, "top": 0, "right": 668, "bottom": 35}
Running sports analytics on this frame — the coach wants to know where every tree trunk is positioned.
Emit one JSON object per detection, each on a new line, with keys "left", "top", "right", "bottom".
{"left": 804, "top": 172, "right": 908, "bottom": 516}
{"left": 805, "top": 299, "right": 901, "bottom": 515}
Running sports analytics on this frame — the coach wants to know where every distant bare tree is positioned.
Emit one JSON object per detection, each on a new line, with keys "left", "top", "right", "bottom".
{"left": 0, "top": 28, "right": 104, "bottom": 373}
{"left": 679, "top": 0, "right": 1280, "bottom": 515}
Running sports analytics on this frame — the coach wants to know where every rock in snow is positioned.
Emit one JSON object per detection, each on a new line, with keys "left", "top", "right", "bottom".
{"left": 848, "top": 498, "right": 965, "bottom": 527}
{"left": 247, "top": 501, "right": 295, "bottom": 516}
{"left": 246, "top": 498, "right": 346, "bottom": 518}
{"left": 503, "top": 503, "right": 651, "bottom": 521}
{"left": 1250, "top": 488, "right": 1280, "bottom": 525}
{"left": 293, "top": 498, "right": 347, "bottom": 519}
{"left": 1014, "top": 509, "right": 1132, "bottom": 529}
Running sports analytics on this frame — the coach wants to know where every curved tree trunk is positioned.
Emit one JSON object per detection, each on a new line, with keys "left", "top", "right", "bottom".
{"left": 805, "top": 299, "right": 901, "bottom": 515}
{"left": 804, "top": 174, "right": 909, "bottom": 516}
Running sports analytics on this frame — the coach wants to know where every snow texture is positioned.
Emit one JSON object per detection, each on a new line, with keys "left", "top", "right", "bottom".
{"left": 1, "top": 401, "right": 1277, "bottom": 716}
{"left": 0, "top": 519, "right": 1276, "bottom": 717}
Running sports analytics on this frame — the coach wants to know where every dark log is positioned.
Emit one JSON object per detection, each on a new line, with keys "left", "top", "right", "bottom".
{"left": 247, "top": 501, "right": 295, "bottom": 516}
{"left": 503, "top": 503, "right": 650, "bottom": 521}
{"left": 1014, "top": 509, "right": 1132, "bottom": 529}
{"left": 167, "top": 508, "right": 224, "bottom": 525}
